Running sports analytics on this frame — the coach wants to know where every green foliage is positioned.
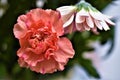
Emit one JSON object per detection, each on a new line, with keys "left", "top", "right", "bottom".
{"left": 70, "top": 31, "right": 100, "bottom": 78}
{"left": 0, "top": 0, "right": 113, "bottom": 79}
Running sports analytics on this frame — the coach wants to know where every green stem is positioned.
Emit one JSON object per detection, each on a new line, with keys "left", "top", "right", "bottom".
{"left": 80, "top": 0, "right": 86, "bottom": 4}
{"left": 80, "top": 0, "right": 85, "bottom": 2}
{"left": 81, "top": 0, "right": 85, "bottom": 1}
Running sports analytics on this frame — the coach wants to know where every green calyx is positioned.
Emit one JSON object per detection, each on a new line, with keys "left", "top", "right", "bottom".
{"left": 76, "top": 0, "right": 98, "bottom": 12}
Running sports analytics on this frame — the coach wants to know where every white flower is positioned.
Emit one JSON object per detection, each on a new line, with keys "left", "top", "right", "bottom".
{"left": 57, "top": 1, "right": 115, "bottom": 34}
{"left": 57, "top": 6, "right": 77, "bottom": 33}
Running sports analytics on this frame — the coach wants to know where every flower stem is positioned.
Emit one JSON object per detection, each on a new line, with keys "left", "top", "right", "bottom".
{"left": 76, "top": 0, "right": 85, "bottom": 5}
{"left": 81, "top": 0, "right": 85, "bottom": 1}
{"left": 80, "top": 0, "right": 85, "bottom": 3}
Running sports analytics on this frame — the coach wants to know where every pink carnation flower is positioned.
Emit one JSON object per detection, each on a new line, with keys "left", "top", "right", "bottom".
{"left": 13, "top": 8, "right": 75, "bottom": 74}
{"left": 57, "top": 1, "right": 115, "bottom": 34}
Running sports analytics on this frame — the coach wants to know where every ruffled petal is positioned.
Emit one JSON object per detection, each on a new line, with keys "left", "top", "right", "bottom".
{"left": 18, "top": 57, "right": 28, "bottom": 67}
{"left": 27, "top": 8, "right": 49, "bottom": 22}
{"left": 46, "top": 10, "right": 64, "bottom": 36}
{"left": 13, "top": 15, "right": 27, "bottom": 39}
{"left": 30, "top": 58, "right": 58, "bottom": 74}
{"left": 54, "top": 37, "right": 75, "bottom": 63}
{"left": 17, "top": 48, "right": 44, "bottom": 67}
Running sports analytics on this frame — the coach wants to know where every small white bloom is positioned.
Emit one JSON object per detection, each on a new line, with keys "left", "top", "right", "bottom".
{"left": 57, "top": 1, "right": 115, "bottom": 34}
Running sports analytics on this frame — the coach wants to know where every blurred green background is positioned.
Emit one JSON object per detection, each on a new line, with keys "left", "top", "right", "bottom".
{"left": 0, "top": 0, "right": 113, "bottom": 80}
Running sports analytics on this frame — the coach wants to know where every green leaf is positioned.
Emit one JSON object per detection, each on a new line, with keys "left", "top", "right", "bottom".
{"left": 79, "top": 58, "right": 100, "bottom": 78}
